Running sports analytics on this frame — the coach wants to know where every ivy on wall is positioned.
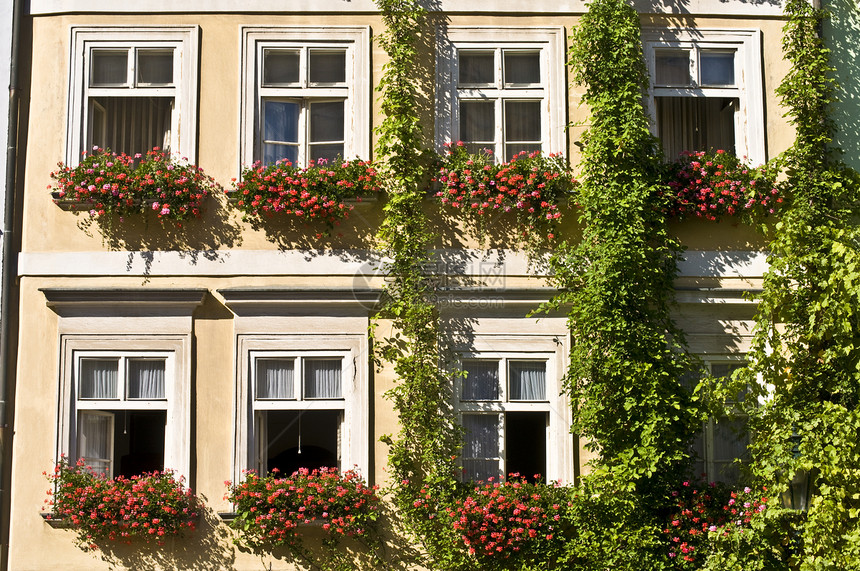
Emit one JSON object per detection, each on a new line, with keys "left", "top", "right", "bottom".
{"left": 549, "top": 0, "right": 699, "bottom": 488}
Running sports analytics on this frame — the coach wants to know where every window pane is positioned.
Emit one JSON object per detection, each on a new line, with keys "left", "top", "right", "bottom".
{"left": 504, "top": 51, "right": 540, "bottom": 85}
{"left": 509, "top": 361, "right": 546, "bottom": 400}
{"left": 505, "top": 144, "right": 541, "bottom": 161}
{"left": 264, "top": 100, "right": 300, "bottom": 143}
{"left": 87, "top": 96, "right": 173, "bottom": 156}
{"left": 505, "top": 100, "right": 541, "bottom": 142}
{"left": 459, "top": 51, "right": 494, "bottom": 85}
{"left": 256, "top": 358, "right": 295, "bottom": 399}
{"left": 655, "top": 50, "right": 691, "bottom": 86}
{"left": 506, "top": 412, "right": 546, "bottom": 481}
{"left": 79, "top": 412, "right": 112, "bottom": 475}
{"left": 701, "top": 51, "right": 735, "bottom": 86}
{"left": 263, "top": 410, "right": 341, "bottom": 475}
{"left": 127, "top": 359, "right": 166, "bottom": 399}
{"left": 460, "top": 100, "right": 495, "bottom": 144}
{"left": 115, "top": 410, "right": 166, "bottom": 478}
{"left": 137, "top": 49, "right": 174, "bottom": 85}
{"left": 309, "top": 50, "right": 346, "bottom": 84}
{"left": 712, "top": 417, "right": 749, "bottom": 484}
{"left": 91, "top": 50, "right": 128, "bottom": 86}
{"left": 263, "top": 50, "right": 300, "bottom": 85}
{"left": 79, "top": 359, "right": 118, "bottom": 399}
{"left": 656, "top": 97, "right": 736, "bottom": 160}
{"left": 462, "top": 414, "right": 500, "bottom": 481}
{"left": 462, "top": 360, "right": 500, "bottom": 401}
{"left": 310, "top": 144, "right": 344, "bottom": 164}
{"left": 304, "top": 359, "right": 342, "bottom": 399}
{"left": 264, "top": 143, "right": 298, "bottom": 166}
{"left": 309, "top": 101, "right": 344, "bottom": 142}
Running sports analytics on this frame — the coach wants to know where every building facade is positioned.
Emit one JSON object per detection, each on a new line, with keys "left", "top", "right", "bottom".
{"left": 6, "top": 0, "right": 793, "bottom": 568}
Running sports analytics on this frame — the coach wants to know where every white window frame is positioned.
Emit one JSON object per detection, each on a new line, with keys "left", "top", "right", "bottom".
{"left": 454, "top": 336, "right": 570, "bottom": 483}
{"left": 435, "top": 26, "right": 566, "bottom": 160}
{"left": 66, "top": 26, "right": 199, "bottom": 165}
{"left": 239, "top": 26, "right": 370, "bottom": 169}
{"left": 643, "top": 28, "right": 765, "bottom": 165}
{"left": 234, "top": 334, "right": 367, "bottom": 482}
{"left": 57, "top": 335, "right": 190, "bottom": 479}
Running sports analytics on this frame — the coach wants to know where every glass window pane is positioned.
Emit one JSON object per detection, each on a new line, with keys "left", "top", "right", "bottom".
{"left": 79, "top": 359, "right": 118, "bottom": 399}
{"left": 504, "top": 51, "right": 540, "bottom": 85}
{"left": 263, "top": 50, "right": 300, "bottom": 85}
{"left": 87, "top": 96, "right": 173, "bottom": 157}
{"left": 462, "top": 414, "right": 500, "bottom": 458}
{"left": 309, "top": 100, "right": 344, "bottom": 142}
{"left": 304, "top": 359, "right": 342, "bottom": 399}
{"left": 459, "top": 51, "right": 494, "bottom": 85}
{"left": 264, "top": 143, "right": 298, "bottom": 166}
{"left": 309, "top": 50, "right": 346, "bottom": 84}
{"left": 136, "top": 49, "right": 174, "bottom": 85}
{"left": 509, "top": 361, "right": 546, "bottom": 400}
{"left": 505, "top": 144, "right": 541, "bottom": 161}
{"left": 701, "top": 50, "right": 735, "bottom": 86}
{"left": 91, "top": 50, "right": 128, "bottom": 86}
{"left": 264, "top": 100, "right": 300, "bottom": 143}
{"left": 310, "top": 144, "right": 344, "bottom": 164}
{"left": 462, "top": 360, "right": 500, "bottom": 401}
{"left": 127, "top": 359, "right": 166, "bottom": 400}
{"left": 655, "top": 50, "right": 691, "bottom": 86}
{"left": 79, "top": 412, "right": 112, "bottom": 475}
{"left": 656, "top": 97, "right": 736, "bottom": 160}
{"left": 505, "top": 100, "right": 541, "bottom": 142}
{"left": 257, "top": 358, "right": 295, "bottom": 399}
{"left": 460, "top": 100, "right": 495, "bottom": 143}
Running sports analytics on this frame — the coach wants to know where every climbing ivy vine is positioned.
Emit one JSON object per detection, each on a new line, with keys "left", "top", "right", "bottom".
{"left": 372, "top": 0, "right": 462, "bottom": 562}
{"left": 714, "top": 0, "right": 860, "bottom": 567}
{"left": 548, "top": 0, "right": 699, "bottom": 488}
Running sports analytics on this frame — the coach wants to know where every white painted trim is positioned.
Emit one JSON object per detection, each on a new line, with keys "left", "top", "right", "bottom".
{"left": 66, "top": 26, "right": 199, "bottom": 165}
{"left": 239, "top": 26, "right": 370, "bottom": 171}
{"left": 642, "top": 28, "right": 766, "bottom": 165}
{"left": 233, "top": 333, "right": 370, "bottom": 485}
{"left": 30, "top": 0, "right": 786, "bottom": 17}
{"left": 57, "top": 335, "right": 192, "bottom": 480}
{"left": 20, "top": 249, "right": 769, "bottom": 278}
{"left": 435, "top": 26, "right": 566, "bottom": 157}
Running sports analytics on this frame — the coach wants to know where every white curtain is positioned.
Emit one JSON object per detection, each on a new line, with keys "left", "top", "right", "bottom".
{"left": 503, "top": 52, "right": 540, "bottom": 84}
{"left": 127, "top": 359, "right": 166, "bottom": 399}
{"left": 79, "top": 359, "right": 118, "bottom": 399}
{"left": 79, "top": 412, "right": 113, "bottom": 475}
{"left": 256, "top": 359, "right": 295, "bottom": 399}
{"left": 304, "top": 359, "right": 342, "bottom": 399}
{"left": 656, "top": 97, "right": 736, "bottom": 160}
{"left": 509, "top": 361, "right": 546, "bottom": 401}
{"left": 462, "top": 360, "right": 499, "bottom": 400}
{"left": 462, "top": 414, "right": 500, "bottom": 481}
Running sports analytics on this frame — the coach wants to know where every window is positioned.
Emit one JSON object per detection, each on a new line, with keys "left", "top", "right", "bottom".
{"left": 46, "top": 288, "right": 203, "bottom": 481}
{"left": 250, "top": 352, "right": 346, "bottom": 475}
{"left": 690, "top": 360, "right": 750, "bottom": 484}
{"left": 456, "top": 352, "right": 561, "bottom": 482}
{"left": 67, "top": 27, "right": 199, "bottom": 163}
{"left": 241, "top": 27, "right": 370, "bottom": 167}
{"left": 436, "top": 27, "right": 566, "bottom": 161}
{"left": 643, "top": 29, "right": 764, "bottom": 165}
{"left": 75, "top": 352, "right": 171, "bottom": 477}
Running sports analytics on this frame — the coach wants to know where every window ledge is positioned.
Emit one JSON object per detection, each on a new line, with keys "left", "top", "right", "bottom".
{"left": 51, "top": 191, "right": 164, "bottom": 212}
{"left": 218, "top": 511, "right": 237, "bottom": 522}
{"left": 40, "top": 512, "right": 76, "bottom": 529}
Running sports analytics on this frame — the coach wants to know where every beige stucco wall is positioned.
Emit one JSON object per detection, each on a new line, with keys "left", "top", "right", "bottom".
{"left": 9, "top": 9, "right": 791, "bottom": 570}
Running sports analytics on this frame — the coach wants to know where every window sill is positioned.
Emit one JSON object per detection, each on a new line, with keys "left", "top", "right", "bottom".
{"left": 40, "top": 512, "right": 76, "bottom": 529}
{"left": 51, "top": 192, "right": 165, "bottom": 212}
{"left": 224, "top": 193, "right": 378, "bottom": 208}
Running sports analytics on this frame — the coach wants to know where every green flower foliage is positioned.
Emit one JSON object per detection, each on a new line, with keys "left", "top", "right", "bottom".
{"left": 549, "top": 0, "right": 698, "bottom": 486}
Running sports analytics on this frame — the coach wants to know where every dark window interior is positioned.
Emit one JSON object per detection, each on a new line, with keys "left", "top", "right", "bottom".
{"left": 506, "top": 411, "right": 547, "bottom": 482}
{"left": 114, "top": 410, "right": 166, "bottom": 477}
{"left": 264, "top": 410, "right": 340, "bottom": 475}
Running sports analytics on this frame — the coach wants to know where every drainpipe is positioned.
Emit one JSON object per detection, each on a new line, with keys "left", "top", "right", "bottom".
{"left": 0, "top": 0, "right": 23, "bottom": 569}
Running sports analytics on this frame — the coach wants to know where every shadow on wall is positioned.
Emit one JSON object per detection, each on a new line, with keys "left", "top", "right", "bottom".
{"left": 827, "top": 0, "right": 860, "bottom": 171}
